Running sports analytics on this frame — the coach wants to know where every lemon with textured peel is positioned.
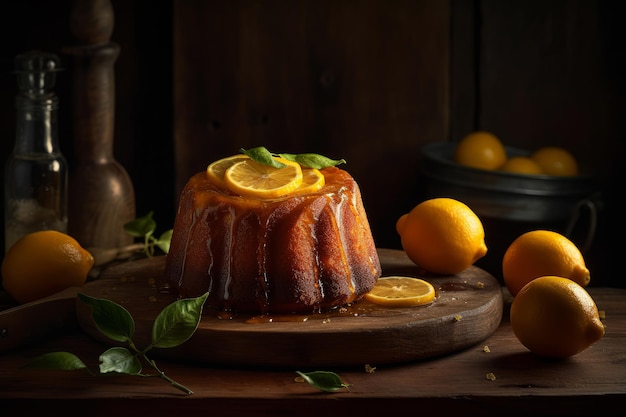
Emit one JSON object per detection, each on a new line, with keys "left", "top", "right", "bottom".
{"left": 500, "top": 156, "right": 544, "bottom": 175}
{"left": 206, "top": 154, "right": 251, "bottom": 188}
{"left": 365, "top": 276, "right": 436, "bottom": 307}
{"left": 397, "top": 198, "right": 487, "bottom": 275}
{"left": 531, "top": 146, "right": 578, "bottom": 176}
{"left": 295, "top": 167, "right": 325, "bottom": 194}
{"left": 1, "top": 230, "right": 94, "bottom": 304}
{"left": 224, "top": 157, "right": 303, "bottom": 199}
{"left": 503, "top": 230, "right": 590, "bottom": 296}
{"left": 510, "top": 276, "right": 605, "bottom": 358}
{"left": 454, "top": 131, "right": 507, "bottom": 170}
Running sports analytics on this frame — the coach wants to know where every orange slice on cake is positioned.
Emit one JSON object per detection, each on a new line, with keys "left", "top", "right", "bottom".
{"left": 224, "top": 157, "right": 303, "bottom": 199}
{"left": 294, "top": 168, "right": 325, "bottom": 194}
{"left": 206, "top": 154, "right": 250, "bottom": 188}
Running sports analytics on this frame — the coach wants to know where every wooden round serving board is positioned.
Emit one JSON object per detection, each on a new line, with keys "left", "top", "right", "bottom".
{"left": 77, "top": 248, "right": 503, "bottom": 368}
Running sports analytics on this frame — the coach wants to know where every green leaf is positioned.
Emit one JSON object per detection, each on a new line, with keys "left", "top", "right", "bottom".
{"left": 278, "top": 153, "right": 346, "bottom": 169}
{"left": 240, "top": 147, "right": 346, "bottom": 170}
{"left": 151, "top": 293, "right": 209, "bottom": 348}
{"left": 240, "top": 146, "right": 286, "bottom": 168}
{"left": 124, "top": 211, "right": 157, "bottom": 238}
{"left": 156, "top": 229, "right": 173, "bottom": 254}
{"left": 296, "top": 371, "right": 351, "bottom": 392}
{"left": 23, "top": 352, "right": 87, "bottom": 370}
{"left": 78, "top": 293, "right": 135, "bottom": 343}
{"left": 99, "top": 347, "right": 142, "bottom": 375}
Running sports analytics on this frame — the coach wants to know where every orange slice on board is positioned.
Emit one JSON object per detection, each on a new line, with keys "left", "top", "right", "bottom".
{"left": 365, "top": 276, "right": 436, "bottom": 307}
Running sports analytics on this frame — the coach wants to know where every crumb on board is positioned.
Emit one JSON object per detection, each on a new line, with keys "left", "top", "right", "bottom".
{"left": 118, "top": 275, "right": 136, "bottom": 284}
{"left": 477, "top": 281, "right": 484, "bottom": 288}
{"left": 483, "top": 345, "right": 491, "bottom": 353}
{"left": 486, "top": 372, "right": 496, "bottom": 381}
{"left": 365, "top": 364, "right": 376, "bottom": 373}
{"left": 322, "top": 318, "right": 331, "bottom": 324}
{"left": 453, "top": 314, "right": 462, "bottom": 322}
{"left": 599, "top": 310, "right": 606, "bottom": 319}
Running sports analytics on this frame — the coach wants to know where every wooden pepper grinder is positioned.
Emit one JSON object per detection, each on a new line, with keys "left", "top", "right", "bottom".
{"left": 64, "top": 0, "right": 135, "bottom": 249}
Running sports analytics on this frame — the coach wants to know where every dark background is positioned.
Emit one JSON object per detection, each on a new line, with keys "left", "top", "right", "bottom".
{"left": 0, "top": 0, "right": 623, "bottom": 286}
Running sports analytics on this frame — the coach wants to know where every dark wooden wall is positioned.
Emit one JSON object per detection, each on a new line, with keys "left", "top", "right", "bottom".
{"left": 172, "top": 0, "right": 450, "bottom": 255}
{"left": 0, "top": 0, "right": 622, "bottom": 287}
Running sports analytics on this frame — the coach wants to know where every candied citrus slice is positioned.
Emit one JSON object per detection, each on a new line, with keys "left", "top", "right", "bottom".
{"left": 224, "top": 157, "right": 303, "bottom": 199}
{"left": 206, "top": 154, "right": 251, "bottom": 188}
{"left": 364, "top": 276, "right": 436, "bottom": 307}
{"left": 294, "top": 167, "right": 325, "bottom": 194}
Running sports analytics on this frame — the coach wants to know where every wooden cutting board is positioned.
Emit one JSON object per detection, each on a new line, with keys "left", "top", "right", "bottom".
{"left": 76, "top": 248, "right": 503, "bottom": 368}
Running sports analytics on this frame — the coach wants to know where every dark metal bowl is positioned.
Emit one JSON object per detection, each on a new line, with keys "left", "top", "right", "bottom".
{"left": 421, "top": 142, "right": 600, "bottom": 223}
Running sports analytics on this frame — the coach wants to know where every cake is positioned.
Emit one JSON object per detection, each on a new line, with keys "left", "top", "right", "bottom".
{"left": 164, "top": 152, "right": 381, "bottom": 314}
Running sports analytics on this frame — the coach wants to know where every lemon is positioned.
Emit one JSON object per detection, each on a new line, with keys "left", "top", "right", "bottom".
{"left": 295, "top": 167, "right": 325, "bottom": 194}
{"left": 396, "top": 198, "right": 487, "bottom": 275}
{"left": 224, "top": 157, "right": 303, "bottom": 199}
{"left": 453, "top": 131, "right": 507, "bottom": 170}
{"left": 510, "top": 276, "right": 605, "bottom": 358}
{"left": 500, "top": 156, "right": 544, "bottom": 175}
{"left": 531, "top": 146, "right": 579, "bottom": 176}
{"left": 1, "top": 230, "right": 94, "bottom": 304}
{"left": 206, "top": 154, "right": 251, "bottom": 188}
{"left": 365, "top": 276, "right": 436, "bottom": 307}
{"left": 502, "top": 230, "right": 590, "bottom": 297}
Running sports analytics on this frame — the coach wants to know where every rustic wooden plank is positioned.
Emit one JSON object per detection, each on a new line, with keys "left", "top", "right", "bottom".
{"left": 0, "top": 286, "right": 623, "bottom": 416}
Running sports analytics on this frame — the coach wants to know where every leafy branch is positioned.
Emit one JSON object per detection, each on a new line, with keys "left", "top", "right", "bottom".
{"left": 24, "top": 292, "right": 209, "bottom": 395}
{"left": 124, "top": 211, "right": 173, "bottom": 257}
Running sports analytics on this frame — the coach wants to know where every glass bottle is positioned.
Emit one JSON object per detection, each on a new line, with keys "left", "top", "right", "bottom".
{"left": 4, "top": 51, "right": 68, "bottom": 252}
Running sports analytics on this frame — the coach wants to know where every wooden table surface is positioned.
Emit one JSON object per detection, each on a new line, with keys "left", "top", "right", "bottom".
{"left": 1, "top": 284, "right": 624, "bottom": 417}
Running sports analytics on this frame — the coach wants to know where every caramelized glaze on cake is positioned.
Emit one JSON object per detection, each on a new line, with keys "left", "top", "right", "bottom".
{"left": 164, "top": 166, "right": 381, "bottom": 314}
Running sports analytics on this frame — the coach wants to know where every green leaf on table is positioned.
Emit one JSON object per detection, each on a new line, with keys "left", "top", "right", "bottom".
{"left": 296, "top": 370, "right": 351, "bottom": 392}
{"left": 124, "top": 211, "right": 157, "bottom": 238}
{"left": 78, "top": 293, "right": 135, "bottom": 343}
{"left": 23, "top": 352, "right": 87, "bottom": 371}
{"left": 99, "top": 347, "right": 142, "bottom": 375}
{"left": 151, "top": 293, "right": 209, "bottom": 348}
{"left": 278, "top": 153, "right": 346, "bottom": 169}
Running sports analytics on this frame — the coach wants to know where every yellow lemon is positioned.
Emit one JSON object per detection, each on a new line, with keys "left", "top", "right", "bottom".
{"left": 500, "top": 156, "right": 544, "bottom": 175}
{"left": 396, "top": 198, "right": 487, "bottom": 275}
{"left": 453, "top": 131, "right": 507, "bottom": 170}
{"left": 1, "top": 230, "right": 94, "bottom": 304}
{"left": 510, "top": 276, "right": 605, "bottom": 358}
{"left": 365, "top": 276, "right": 435, "bottom": 307}
{"left": 206, "top": 154, "right": 251, "bottom": 188}
{"left": 295, "top": 167, "right": 325, "bottom": 194}
{"left": 224, "top": 157, "right": 303, "bottom": 199}
{"left": 531, "top": 146, "right": 579, "bottom": 176}
{"left": 502, "top": 230, "right": 590, "bottom": 297}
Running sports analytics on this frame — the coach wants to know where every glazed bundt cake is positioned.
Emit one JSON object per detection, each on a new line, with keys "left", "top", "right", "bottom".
{"left": 164, "top": 150, "right": 381, "bottom": 314}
